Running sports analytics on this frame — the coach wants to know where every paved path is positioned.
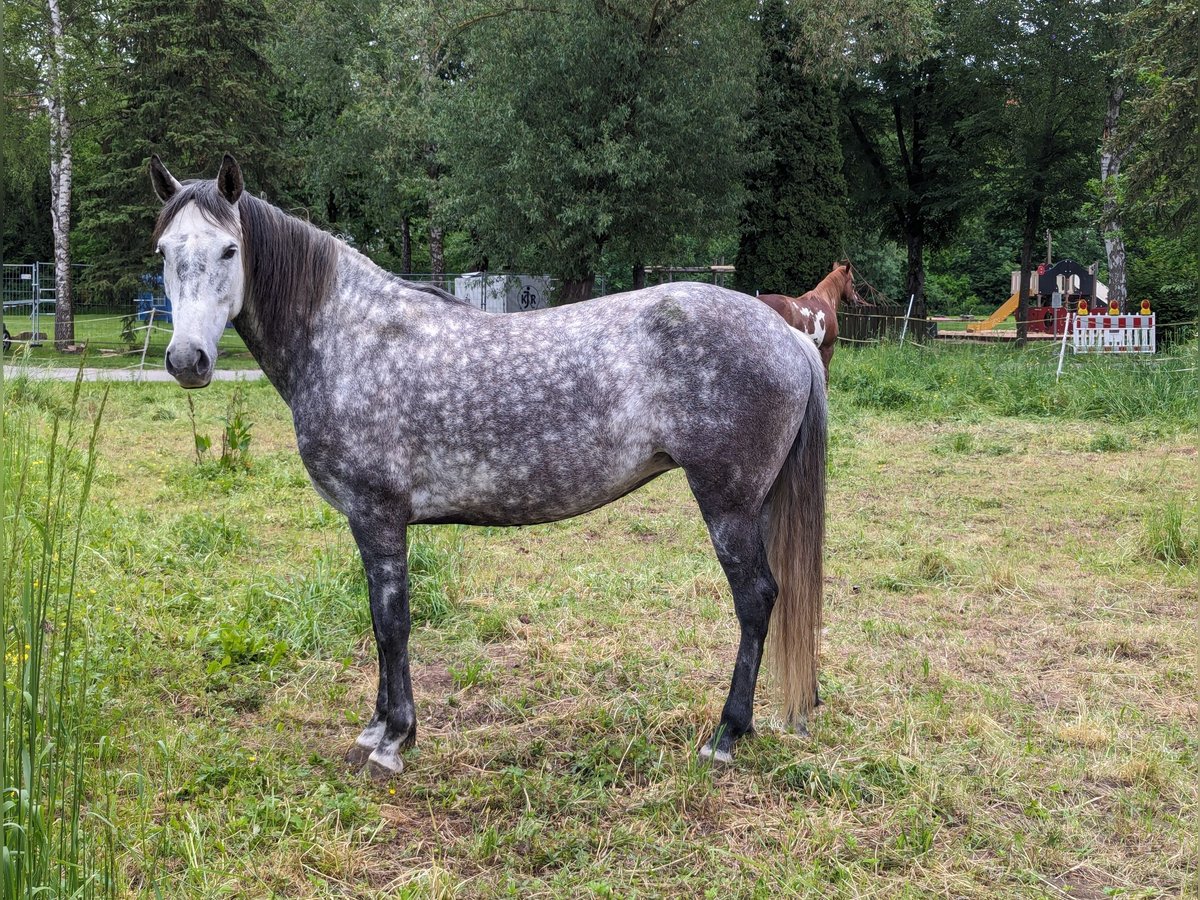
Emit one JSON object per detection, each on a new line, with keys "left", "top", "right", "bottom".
{"left": 3, "top": 365, "right": 265, "bottom": 383}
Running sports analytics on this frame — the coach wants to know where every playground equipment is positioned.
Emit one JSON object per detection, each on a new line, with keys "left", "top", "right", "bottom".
{"left": 966, "top": 291, "right": 1019, "bottom": 333}
{"left": 968, "top": 258, "right": 1108, "bottom": 335}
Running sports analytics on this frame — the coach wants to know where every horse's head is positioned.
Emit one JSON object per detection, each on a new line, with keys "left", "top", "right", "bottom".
{"left": 150, "top": 154, "right": 246, "bottom": 389}
{"left": 833, "top": 260, "right": 864, "bottom": 308}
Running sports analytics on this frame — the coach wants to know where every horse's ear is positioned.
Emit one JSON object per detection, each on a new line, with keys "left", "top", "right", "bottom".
{"left": 216, "top": 153, "right": 244, "bottom": 204}
{"left": 149, "top": 154, "right": 181, "bottom": 202}
{"left": 841, "top": 262, "right": 851, "bottom": 273}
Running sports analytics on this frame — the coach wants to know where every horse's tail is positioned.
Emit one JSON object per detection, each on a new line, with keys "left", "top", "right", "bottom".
{"left": 765, "top": 354, "right": 827, "bottom": 731}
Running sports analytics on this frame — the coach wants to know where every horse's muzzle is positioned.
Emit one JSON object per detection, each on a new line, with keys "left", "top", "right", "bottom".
{"left": 165, "top": 341, "right": 214, "bottom": 389}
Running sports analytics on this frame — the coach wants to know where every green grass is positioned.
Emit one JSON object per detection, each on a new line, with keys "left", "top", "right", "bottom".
{"left": 1142, "top": 500, "right": 1198, "bottom": 568}
{"left": 1, "top": 343, "right": 1196, "bottom": 897}
{"left": 4, "top": 312, "right": 258, "bottom": 369}
{"left": 934, "top": 315, "right": 1017, "bottom": 332}
{"left": 1, "top": 370, "right": 117, "bottom": 897}
{"left": 831, "top": 340, "right": 1197, "bottom": 429}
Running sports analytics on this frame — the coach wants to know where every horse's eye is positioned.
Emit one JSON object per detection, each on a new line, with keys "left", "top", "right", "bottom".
{"left": 221, "top": 246, "right": 237, "bottom": 260}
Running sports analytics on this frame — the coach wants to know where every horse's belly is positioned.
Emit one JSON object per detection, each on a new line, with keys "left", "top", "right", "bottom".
{"left": 408, "top": 449, "right": 676, "bottom": 526}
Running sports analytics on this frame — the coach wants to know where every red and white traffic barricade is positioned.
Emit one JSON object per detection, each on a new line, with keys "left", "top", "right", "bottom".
{"left": 1072, "top": 314, "right": 1156, "bottom": 354}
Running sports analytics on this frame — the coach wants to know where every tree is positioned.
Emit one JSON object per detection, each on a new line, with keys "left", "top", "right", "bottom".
{"left": 2, "top": 0, "right": 55, "bottom": 264}
{"left": 1093, "top": 0, "right": 1136, "bottom": 312}
{"left": 76, "top": 0, "right": 285, "bottom": 300}
{"left": 1114, "top": 0, "right": 1198, "bottom": 232}
{"left": 437, "top": 0, "right": 753, "bottom": 301}
{"left": 1099, "top": 77, "right": 1128, "bottom": 311}
{"left": 4, "top": 0, "right": 91, "bottom": 346}
{"left": 978, "top": 0, "right": 1106, "bottom": 341}
{"left": 734, "top": 0, "right": 847, "bottom": 297}
{"left": 839, "top": 0, "right": 995, "bottom": 319}
{"left": 1113, "top": 0, "right": 1198, "bottom": 338}
{"left": 45, "top": 0, "right": 74, "bottom": 347}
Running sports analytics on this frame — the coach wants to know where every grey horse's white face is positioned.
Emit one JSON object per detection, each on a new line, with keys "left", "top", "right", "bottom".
{"left": 157, "top": 206, "right": 244, "bottom": 387}
{"left": 151, "top": 154, "right": 245, "bottom": 389}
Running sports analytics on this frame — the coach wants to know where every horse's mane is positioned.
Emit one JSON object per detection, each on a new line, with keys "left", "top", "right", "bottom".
{"left": 152, "top": 181, "right": 464, "bottom": 347}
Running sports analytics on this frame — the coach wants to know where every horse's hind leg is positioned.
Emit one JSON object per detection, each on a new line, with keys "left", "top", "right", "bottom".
{"left": 694, "top": 508, "right": 777, "bottom": 764}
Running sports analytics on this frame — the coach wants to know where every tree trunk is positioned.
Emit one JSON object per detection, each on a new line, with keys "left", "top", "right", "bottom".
{"left": 47, "top": 0, "right": 74, "bottom": 350}
{"left": 904, "top": 227, "right": 925, "bottom": 320}
{"left": 1016, "top": 202, "right": 1041, "bottom": 345}
{"left": 559, "top": 275, "right": 595, "bottom": 304}
{"left": 400, "top": 215, "right": 412, "bottom": 274}
{"left": 632, "top": 262, "right": 646, "bottom": 290}
{"left": 429, "top": 221, "right": 445, "bottom": 278}
{"left": 1101, "top": 84, "right": 1127, "bottom": 311}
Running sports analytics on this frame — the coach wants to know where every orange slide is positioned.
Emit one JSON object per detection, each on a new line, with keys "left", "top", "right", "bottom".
{"left": 966, "top": 292, "right": 1019, "bottom": 333}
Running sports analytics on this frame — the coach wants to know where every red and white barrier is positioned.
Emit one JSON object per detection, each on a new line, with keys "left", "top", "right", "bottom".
{"left": 1072, "top": 314, "right": 1156, "bottom": 354}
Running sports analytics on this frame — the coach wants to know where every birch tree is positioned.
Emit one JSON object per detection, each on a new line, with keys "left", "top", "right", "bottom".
{"left": 46, "top": 0, "right": 74, "bottom": 348}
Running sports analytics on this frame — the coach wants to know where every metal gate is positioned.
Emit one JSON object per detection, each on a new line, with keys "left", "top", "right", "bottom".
{"left": 2, "top": 262, "right": 56, "bottom": 343}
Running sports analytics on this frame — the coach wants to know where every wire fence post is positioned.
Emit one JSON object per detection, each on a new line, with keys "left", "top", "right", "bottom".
{"left": 139, "top": 306, "right": 155, "bottom": 372}
{"left": 1055, "top": 313, "right": 1074, "bottom": 382}
{"left": 898, "top": 293, "right": 916, "bottom": 346}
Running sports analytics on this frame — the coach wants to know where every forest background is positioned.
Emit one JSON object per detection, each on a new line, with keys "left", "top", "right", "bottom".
{"left": 2, "top": 0, "right": 1196, "bottom": 345}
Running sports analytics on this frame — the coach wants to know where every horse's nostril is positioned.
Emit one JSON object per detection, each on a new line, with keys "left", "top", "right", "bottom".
{"left": 195, "top": 347, "right": 212, "bottom": 373}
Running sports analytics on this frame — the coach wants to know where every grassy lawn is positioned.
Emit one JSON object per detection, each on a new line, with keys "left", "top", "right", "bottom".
{"left": 2, "top": 343, "right": 1195, "bottom": 897}
{"left": 4, "top": 311, "right": 259, "bottom": 369}
{"left": 936, "top": 316, "right": 1018, "bottom": 332}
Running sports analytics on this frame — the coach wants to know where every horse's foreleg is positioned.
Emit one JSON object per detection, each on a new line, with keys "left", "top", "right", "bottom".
{"left": 349, "top": 522, "right": 415, "bottom": 779}
{"left": 697, "top": 511, "right": 777, "bottom": 764}
{"left": 821, "top": 343, "right": 834, "bottom": 392}
{"left": 346, "top": 641, "right": 389, "bottom": 768}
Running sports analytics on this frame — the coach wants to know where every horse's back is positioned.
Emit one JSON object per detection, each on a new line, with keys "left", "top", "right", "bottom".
{"left": 297, "top": 280, "right": 821, "bottom": 525}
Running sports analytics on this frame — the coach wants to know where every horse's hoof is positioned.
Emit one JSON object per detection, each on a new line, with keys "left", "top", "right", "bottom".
{"left": 365, "top": 750, "right": 404, "bottom": 781}
{"left": 697, "top": 743, "right": 733, "bottom": 766}
{"left": 345, "top": 744, "right": 373, "bottom": 770}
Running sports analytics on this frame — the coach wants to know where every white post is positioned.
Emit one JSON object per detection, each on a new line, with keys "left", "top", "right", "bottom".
{"left": 139, "top": 306, "right": 156, "bottom": 372}
{"left": 1056, "top": 313, "right": 1074, "bottom": 382}
{"left": 898, "top": 293, "right": 916, "bottom": 345}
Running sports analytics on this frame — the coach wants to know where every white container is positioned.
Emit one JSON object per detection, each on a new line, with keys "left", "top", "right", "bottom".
{"left": 453, "top": 273, "right": 552, "bottom": 313}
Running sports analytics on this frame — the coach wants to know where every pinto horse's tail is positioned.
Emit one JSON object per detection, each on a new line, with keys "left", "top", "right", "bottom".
{"left": 766, "top": 356, "right": 827, "bottom": 731}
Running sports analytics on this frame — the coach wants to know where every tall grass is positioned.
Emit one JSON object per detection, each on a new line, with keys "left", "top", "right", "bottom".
{"left": 0, "top": 372, "right": 115, "bottom": 897}
{"left": 831, "top": 340, "right": 1198, "bottom": 426}
{"left": 1143, "top": 500, "right": 1198, "bottom": 568}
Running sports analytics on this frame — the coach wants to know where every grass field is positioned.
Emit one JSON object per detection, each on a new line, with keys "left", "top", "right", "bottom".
{"left": 4, "top": 311, "right": 259, "bottom": 369}
{"left": 2, "top": 342, "right": 1196, "bottom": 897}
{"left": 934, "top": 316, "right": 1018, "bottom": 333}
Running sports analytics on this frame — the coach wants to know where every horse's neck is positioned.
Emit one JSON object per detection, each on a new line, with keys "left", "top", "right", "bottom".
{"left": 232, "top": 302, "right": 299, "bottom": 403}
{"left": 816, "top": 271, "right": 847, "bottom": 311}
{"left": 233, "top": 241, "right": 361, "bottom": 404}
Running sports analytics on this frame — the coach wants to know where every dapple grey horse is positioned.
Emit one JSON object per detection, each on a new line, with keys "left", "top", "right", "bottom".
{"left": 149, "top": 154, "right": 826, "bottom": 778}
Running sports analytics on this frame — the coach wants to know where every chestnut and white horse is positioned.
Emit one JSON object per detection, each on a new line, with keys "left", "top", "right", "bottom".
{"left": 758, "top": 262, "right": 862, "bottom": 386}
